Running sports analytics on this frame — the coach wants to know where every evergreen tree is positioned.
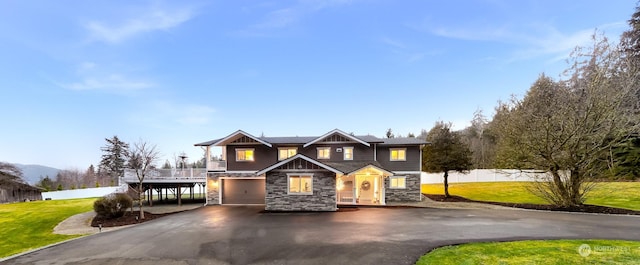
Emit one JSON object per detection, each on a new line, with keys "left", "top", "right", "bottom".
{"left": 422, "top": 121, "right": 473, "bottom": 197}
{"left": 99, "top": 136, "right": 129, "bottom": 184}
{"left": 621, "top": 4, "right": 640, "bottom": 67}
{"left": 162, "top": 160, "right": 172, "bottom": 169}
{"left": 385, "top": 128, "right": 394, "bottom": 138}
{"left": 84, "top": 164, "right": 96, "bottom": 187}
{"left": 37, "top": 175, "right": 54, "bottom": 191}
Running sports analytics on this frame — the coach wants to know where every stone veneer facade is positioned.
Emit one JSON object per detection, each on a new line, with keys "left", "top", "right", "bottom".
{"left": 206, "top": 172, "right": 259, "bottom": 205}
{"left": 384, "top": 174, "right": 421, "bottom": 202}
{"left": 265, "top": 170, "right": 337, "bottom": 211}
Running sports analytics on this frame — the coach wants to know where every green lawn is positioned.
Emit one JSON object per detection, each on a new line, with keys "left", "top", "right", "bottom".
{"left": 0, "top": 198, "right": 94, "bottom": 258}
{"left": 422, "top": 182, "right": 640, "bottom": 211}
{"left": 417, "top": 240, "right": 640, "bottom": 265}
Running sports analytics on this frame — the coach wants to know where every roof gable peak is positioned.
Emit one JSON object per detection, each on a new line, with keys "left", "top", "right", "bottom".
{"left": 303, "top": 129, "right": 370, "bottom": 148}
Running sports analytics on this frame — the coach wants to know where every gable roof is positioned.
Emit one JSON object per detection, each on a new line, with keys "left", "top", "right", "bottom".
{"left": 256, "top": 154, "right": 343, "bottom": 175}
{"left": 321, "top": 161, "right": 394, "bottom": 176}
{"left": 194, "top": 129, "right": 425, "bottom": 147}
{"left": 379, "top": 137, "right": 429, "bottom": 145}
{"left": 259, "top": 136, "right": 316, "bottom": 144}
{"left": 194, "top": 130, "right": 272, "bottom": 147}
{"left": 303, "top": 129, "right": 371, "bottom": 148}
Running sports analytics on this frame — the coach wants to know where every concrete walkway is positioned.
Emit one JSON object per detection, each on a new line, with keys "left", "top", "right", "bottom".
{"left": 54, "top": 204, "right": 204, "bottom": 235}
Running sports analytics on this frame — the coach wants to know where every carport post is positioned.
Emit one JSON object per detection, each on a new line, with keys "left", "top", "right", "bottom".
{"left": 178, "top": 184, "right": 182, "bottom": 206}
{"left": 149, "top": 184, "right": 153, "bottom": 207}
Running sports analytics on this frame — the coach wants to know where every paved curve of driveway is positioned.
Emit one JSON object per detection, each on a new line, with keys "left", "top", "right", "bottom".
{"left": 6, "top": 206, "right": 640, "bottom": 265}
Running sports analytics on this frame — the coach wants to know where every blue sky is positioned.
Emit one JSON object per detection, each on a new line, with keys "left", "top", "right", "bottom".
{"left": 0, "top": 0, "right": 636, "bottom": 169}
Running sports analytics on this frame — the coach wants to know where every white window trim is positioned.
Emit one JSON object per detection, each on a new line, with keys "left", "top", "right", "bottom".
{"left": 278, "top": 147, "right": 298, "bottom": 161}
{"left": 389, "top": 176, "right": 407, "bottom": 189}
{"left": 235, "top": 148, "right": 255, "bottom": 162}
{"left": 317, "top": 147, "right": 331, "bottom": 160}
{"left": 287, "top": 173, "right": 314, "bottom": 195}
{"left": 343, "top": 146, "right": 354, "bottom": 160}
{"left": 389, "top": 148, "right": 407, "bottom": 161}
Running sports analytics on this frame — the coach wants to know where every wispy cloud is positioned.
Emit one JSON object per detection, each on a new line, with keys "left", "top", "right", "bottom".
{"left": 57, "top": 62, "right": 154, "bottom": 94}
{"left": 237, "top": 0, "right": 354, "bottom": 36}
{"left": 85, "top": 7, "right": 194, "bottom": 44}
{"left": 381, "top": 37, "right": 406, "bottom": 49}
{"left": 62, "top": 74, "right": 153, "bottom": 91}
{"left": 380, "top": 36, "right": 438, "bottom": 63}
{"left": 129, "top": 100, "right": 216, "bottom": 128}
{"left": 513, "top": 22, "right": 627, "bottom": 62}
{"left": 420, "top": 21, "right": 627, "bottom": 62}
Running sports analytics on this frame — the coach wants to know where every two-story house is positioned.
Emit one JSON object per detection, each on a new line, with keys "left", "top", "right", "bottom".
{"left": 195, "top": 129, "right": 427, "bottom": 211}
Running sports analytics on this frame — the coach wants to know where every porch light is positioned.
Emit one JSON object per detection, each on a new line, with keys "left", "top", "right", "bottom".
{"left": 337, "top": 179, "right": 344, "bottom": 191}
{"left": 209, "top": 179, "right": 219, "bottom": 188}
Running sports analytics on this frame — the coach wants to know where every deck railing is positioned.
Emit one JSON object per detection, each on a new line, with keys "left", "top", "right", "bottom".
{"left": 207, "top": 160, "right": 226, "bottom": 171}
{"left": 122, "top": 168, "right": 207, "bottom": 183}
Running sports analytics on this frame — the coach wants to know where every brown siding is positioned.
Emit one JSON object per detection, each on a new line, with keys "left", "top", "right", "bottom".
{"left": 226, "top": 145, "right": 277, "bottom": 171}
{"left": 0, "top": 186, "right": 42, "bottom": 203}
{"left": 376, "top": 145, "right": 421, "bottom": 171}
{"left": 300, "top": 144, "right": 374, "bottom": 162}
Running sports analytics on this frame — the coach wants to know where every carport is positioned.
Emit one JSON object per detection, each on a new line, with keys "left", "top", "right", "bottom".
{"left": 122, "top": 168, "right": 206, "bottom": 206}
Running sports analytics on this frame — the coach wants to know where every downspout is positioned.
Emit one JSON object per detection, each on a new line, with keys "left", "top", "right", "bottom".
{"left": 419, "top": 144, "right": 425, "bottom": 201}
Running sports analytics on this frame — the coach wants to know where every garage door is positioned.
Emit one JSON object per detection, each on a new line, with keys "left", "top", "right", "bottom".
{"left": 222, "top": 179, "right": 265, "bottom": 204}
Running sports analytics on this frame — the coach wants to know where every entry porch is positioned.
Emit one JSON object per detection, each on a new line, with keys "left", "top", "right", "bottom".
{"left": 335, "top": 165, "right": 393, "bottom": 206}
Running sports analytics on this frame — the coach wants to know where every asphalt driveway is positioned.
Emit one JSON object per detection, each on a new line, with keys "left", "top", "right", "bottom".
{"left": 5, "top": 206, "right": 640, "bottom": 265}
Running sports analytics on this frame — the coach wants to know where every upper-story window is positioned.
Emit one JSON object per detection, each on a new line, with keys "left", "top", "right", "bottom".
{"left": 343, "top": 147, "right": 354, "bottom": 160}
{"left": 390, "top": 148, "right": 406, "bottom": 161}
{"left": 317, "top": 147, "right": 331, "bottom": 159}
{"left": 236, "top": 148, "right": 255, "bottom": 162}
{"left": 278, "top": 147, "right": 297, "bottom": 160}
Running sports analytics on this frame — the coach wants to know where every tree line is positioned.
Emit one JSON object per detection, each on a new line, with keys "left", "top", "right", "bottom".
{"left": 34, "top": 136, "right": 205, "bottom": 191}
{"left": 410, "top": 4, "right": 640, "bottom": 207}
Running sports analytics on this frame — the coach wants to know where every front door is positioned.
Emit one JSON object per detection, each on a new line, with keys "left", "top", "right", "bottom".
{"left": 356, "top": 175, "right": 380, "bottom": 204}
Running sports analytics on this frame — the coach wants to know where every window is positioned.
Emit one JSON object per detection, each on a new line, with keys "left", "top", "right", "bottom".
{"left": 343, "top": 147, "right": 354, "bottom": 160}
{"left": 317, "top": 147, "right": 331, "bottom": 159}
{"left": 236, "top": 148, "right": 254, "bottom": 162}
{"left": 278, "top": 147, "right": 297, "bottom": 160}
{"left": 390, "top": 148, "right": 406, "bottom": 161}
{"left": 389, "top": 176, "right": 406, "bottom": 189}
{"left": 288, "top": 174, "right": 313, "bottom": 194}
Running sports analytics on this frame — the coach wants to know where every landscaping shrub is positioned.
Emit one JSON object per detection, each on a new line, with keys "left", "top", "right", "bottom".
{"left": 93, "top": 193, "right": 133, "bottom": 218}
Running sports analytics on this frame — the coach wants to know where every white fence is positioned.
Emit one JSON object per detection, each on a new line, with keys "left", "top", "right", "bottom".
{"left": 42, "top": 186, "right": 125, "bottom": 200}
{"left": 421, "top": 169, "right": 549, "bottom": 184}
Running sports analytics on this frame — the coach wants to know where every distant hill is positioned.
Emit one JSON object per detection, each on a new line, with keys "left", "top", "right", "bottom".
{"left": 14, "top": 164, "right": 60, "bottom": 185}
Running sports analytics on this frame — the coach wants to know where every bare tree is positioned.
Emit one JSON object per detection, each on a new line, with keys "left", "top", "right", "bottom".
{"left": 461, "top": 109, "right": 498, "bottom": 169}
{"left": 0, "top": 162, "right": 24, "bottom": 183}
{"left": 493, "top": 34, "right": 639, "bottom": 207}
{"left": 126, "top": 140, "right": 160, "bottom": 220}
